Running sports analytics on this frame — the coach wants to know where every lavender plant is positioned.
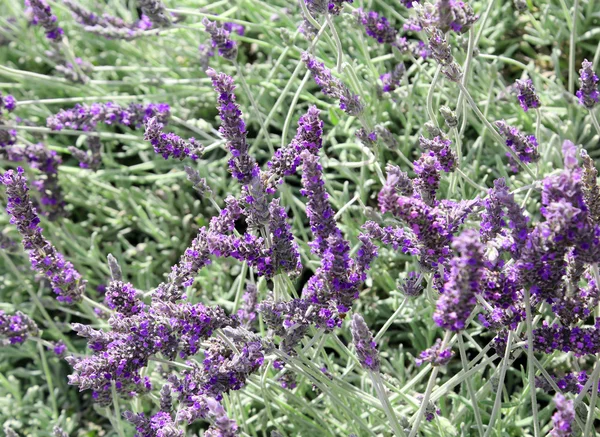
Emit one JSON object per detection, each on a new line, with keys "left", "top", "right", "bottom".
{"left": 3, "top": 0, "right": 600, "bottom": 436}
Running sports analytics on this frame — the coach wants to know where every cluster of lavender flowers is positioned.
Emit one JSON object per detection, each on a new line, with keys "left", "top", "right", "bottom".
{"left": 26, "top": 0, "right": 63, "bottom": 41}
{"left": 302, "top": 53, "right": 363, "bottom": 115}
{"left": 1, "top": 168, "right": 86, "bottom": 303}
{"left": 0, "top": 310, "right": 38, "bottom": 345}
{"left": 64, "top": 0, "right": 155, "bottom": 41}
{"left": 0, "top": 92, "right": 17, "bottom": 148}
{"left": 47, "top": 102, "right": 170, "bottom": 131}
{"left": 495, "top": 120, "right": 540, "bottom": 172}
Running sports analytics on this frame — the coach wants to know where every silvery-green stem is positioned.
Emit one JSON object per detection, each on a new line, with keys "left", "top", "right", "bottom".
{"left": 568, "top": 0, "right": 580, "bottom": 95}
{"left": 458, "top": 334, "right": 484, "bottom": 436}
{"left": 370, "top": 371, "right": 406, "bottom": 437}
{"left": 590, "top": 111, "right": 600, "bottom": 137}
{"left": 524, "top": 288, "right": 540, "bottom": 437}
{"left": 408, "top": 331, "right": 451, "bottom": 437}
{"left": 37, "top": 342, "right": 58, "bottom": 419}
{"left": 375, "top": 298, "right": 408, "bottom": 342}
{"left": 326, "top": 15, "right": 343, "bottom": 73}
{"left": 235, "top": 62, "right": 275, "bottom": 155}
{"left": 458, "top": 83, "right": 536, "bottom": 179}
{"left": 585, "top": 353, "right": 600, "bottom": 436}
{"left": 111, "top": 381, "right": 126, "bottom": 437}
{"left": 427, "top": 66, "right": 442, "bottom": 126}
{"left": 484, "top": 331, "right": 514, "bottom": 437}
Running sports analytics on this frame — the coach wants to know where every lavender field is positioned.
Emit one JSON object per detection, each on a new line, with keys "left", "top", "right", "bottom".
{"left": 1, "top": 0, "right": 600, "bottom": 436}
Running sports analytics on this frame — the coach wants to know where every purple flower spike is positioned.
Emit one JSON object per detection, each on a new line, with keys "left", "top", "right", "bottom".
{"left": 266, "top": 105, "right": 323, "bottom": 191}
{"left": 350, "top": 313, "right": 380, "bottom": 372}
{"left": 144, "top": 117, "right": 204, "bottom": 161}
{"left": 433, "top": 229, "right": 485, "bottom": 331}
{"left": 47, "top": 102, "right": 170, "bottom": 132}
{"left": 138, "top": 0, "right": 171, "bottom": 27}
{"left": 380, "top": 63, "right": 406, "bottom": 93}
{"left": 203, "top": 18, "right": 238, "bottom": 61}
{"left": 26, "top": 0, "right": 64, "bottom": 41}
{"left": 300, "top": 150, "right": 340, "bottom": 255}
{"left": 302, "top": 52, "right": 363, "bottom": 116}
{"left": 577, "top": 59, "right": 599, "bottom": 109}
{"left": 549, "top": 393, "right": 575, "bottom": 437}
{"left": 1, "top": 93, "right": 16, "bottom": 113}
{"left": 354, "top": 9, "right": 398, "bottom": 44}
{"left": 419, "top": 135, "right": 457, "bottom": 172}
{"left": 416, "top": 338, "right": 454, "bottom": 366}
{"left": 207, "top": 68, "right": 258, "bottom": 184}
{"left": 515, "top": 79, "right": 540, "bottom": 112}
{"left": 1, "top": 168, "right": 86, "bottom": 304}
{"left": 495, "top": 121, "right": 540, "bottom": 171}
{"left": 0, "top": 310, "right": 39, "bottom": 346}
{"left": 269, "top": 199, "right": 302, "bottom": 276}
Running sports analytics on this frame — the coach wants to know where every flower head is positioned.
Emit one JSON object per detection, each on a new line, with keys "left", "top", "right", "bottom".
{"left": 576, "top": 59, "right": 599, "bottom": 109}
{"left": 26, "top": 0, "right": 64, "bottom": 40}
{"left": 515, "top": 78, "right": 540, "bottom": 112}
{"left": 350, "top": 313, "right": 380, "bottom": 372}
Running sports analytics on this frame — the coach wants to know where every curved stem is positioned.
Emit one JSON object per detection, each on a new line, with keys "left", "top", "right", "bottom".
{"left": 326, "top": 15, "right": 343, "bottom": 73}
{"left": 427, "top": 66, "right": 442, "bottom": 126}
{"left": 568, "top": 0, "right": 580, "bottom": 95}
{"left": 457, "top": 334, "right": 484, "bottom": 436}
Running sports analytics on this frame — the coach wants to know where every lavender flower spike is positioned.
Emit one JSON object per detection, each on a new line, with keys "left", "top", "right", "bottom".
{"left": 350, "top": 313, "right": 380, "bottom": 372}
{"left": 138, "top": 0, "right": 171, "bottom": 27}
{"left": 302, "top": 52, "right": 363, "bottom": 116}
{"left": 576, "top": 59, "right": 599, "bottom": 109}
{"left": 207, "top": 68, "right": 258, "bottom": 184}
{"left": 203, "top": 18, "right": 238, "bottom": 61}
{"left": 354, "top": 9, "right": 398, "bottom": 44}
{"left": 300, "top": 149, "right": 340, "bottom": 255}
{"left": 549, "top": 393, "right": 575, "bottom": 437}
{"left": 1, "top": 168, "right": 86, "bottom": 304}
{"left": 0, "top": 310, "right": 39, "bottom": 346}
{"left": 144, "top": 117, "right": 204, "bottom": 161}
{"left": 515, "top": 78, "right": 540, "bottom": 112}
{"left": 26, "top": 0, "right": 64, "bottom": 41}
{"left": 495, "top": 121, "right": 540, "bottom": 171}
{"left": 433, "top": 229, "right": 484, "bottom": 331}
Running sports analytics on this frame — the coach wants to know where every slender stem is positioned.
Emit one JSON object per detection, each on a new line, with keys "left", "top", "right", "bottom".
{"left": 111, "top": 381, "right": 126, "bottom": 437}
{"left": 37, "top": 342, "right": 58, "bottom": 420}
{"left": 458, "top": 83, "right": 536, "bottom": 179}
{"left": 457, "top": 334, "right": 484, "bottom": 436}
{"left": 370, "top": 371, "right": 406, "bottom": 437}
{"left": 427, "top": 66, "right": 442, "bottom": 126}
{"left": 524, "top": 288, "right": 540, "bottom": 437}
{"left": 327, "top": 15, "right": 343, "bottom": 73}
{"left": 375, "top": 298, "right": 408, "bottom": 342}
{"left": 535, "top": 108, "right": 542, "bottom": 141}
{"left": 408, "top": 331, "right": 451, "bottom": 437}
{"left": 280, "top": 71, "right": 311, "bottom": 147}
{"left": 484, "top": 331, "right": 514, "bottom": 437}
{"left": 456, "top": 28, "right": 476, "bottom": 119}
{"left": 568, "top": 0, "right": 580, "bottom": 95}
{"left": 235, "top": 62, "right": 274, "bottom": 155}
{"left": 585, "top": 353, "right": 600, "bottom": 436}
{"left": 590, "top": 111, "right": 600, "bottom": 136}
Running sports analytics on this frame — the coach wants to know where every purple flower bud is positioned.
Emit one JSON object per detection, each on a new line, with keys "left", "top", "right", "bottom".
{"left": 515, "top": 78, "right": 540, "bottom": 112}
{"left": 380, "top": 63, "right": 406, "bottom": 93}
{"left": 581, "top": 148, "right": 600, "bottom": 225}
{"left": 269, "top": 199, "right": 302, "bottom": 275}
{"left": 495, "top": 121, "right": 540, "bottom": 171}
{"left": 0, "top": 310, "right": 39, "bottom": 345}
{"left": 550, "top": 393, "right": 575, "bottom": 437}
{"left": 350, "top": 313, "right": 380, "bottom": 372}
{"left": 354, "top": 9, "right": 398, "bottom": 44}
{"left": 26, "top": 0, "right": 64, "bottom": 41}
{"left": 202, "top": 18, "right": 237, "bottom": 60}
{"left": 302, "top": 52, "right": 363, "bottom": 116}
{"left": 419, "top": 135, "right": 457, "bottom": 172}
{"left": 415, "top": 338, "right": 454, "bottom": 366}
{"left": 576, "top": 59, "right": 599, "bottom": 109}
{"left": 144, "top": 117, "right": 204, "bottom": 161}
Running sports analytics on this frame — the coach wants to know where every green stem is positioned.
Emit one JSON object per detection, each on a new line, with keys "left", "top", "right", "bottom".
{"left": 585, "top": 354, "right": 600, "bottom": 436}
{"left": 370, "top": 371, "right": 406, "bottom": 437}
{"left": 326, "top": 15, "right": 343, "bottom": 73}
{"left": 235, "top": 62, "right": 275, "bottom": 156}
{"left": 38, "top": 342, "right": 58, "bottom": 419}
{"left": 457, "top": 83, "right": 536, "bottom": 179}
{"left": 427, "top": 66, "right": 441, "bottom": 126}
{"left": 590, "top": 111, "right": 600, "bottom": 136}
{"left": 524, "top": 288, "right": 540, "bottom": 437}
{"left": 457, "top": 334, "right": 484, "bottom": 436}
{"left": 483, "top": 331, "right": 514, "bottom": 437}
{"left": 568, "top": 0, "right": 580, "bottom": 95}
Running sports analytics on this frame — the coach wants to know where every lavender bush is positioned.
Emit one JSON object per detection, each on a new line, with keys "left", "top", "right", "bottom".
{"left": 2, "top": 0, "right": 600, "bottom": 436}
